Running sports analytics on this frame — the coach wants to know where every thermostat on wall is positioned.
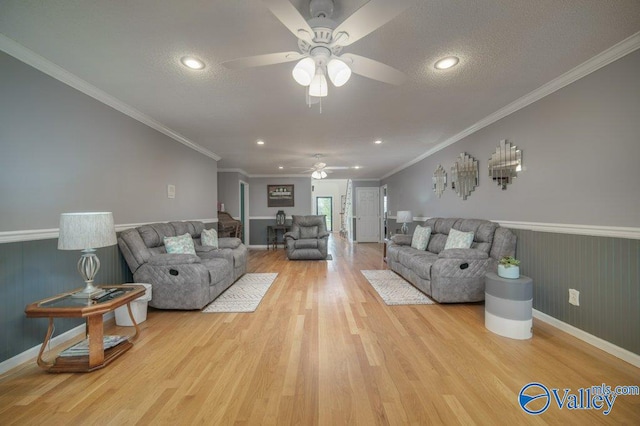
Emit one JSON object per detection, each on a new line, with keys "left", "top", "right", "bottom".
{"left": 167, "top": 184, "right": 175, "bottom": 199}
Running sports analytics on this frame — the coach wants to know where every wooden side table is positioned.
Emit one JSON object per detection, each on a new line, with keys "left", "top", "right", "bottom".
{"left": 25, "top": 284, "right": 145, "bottom": 373}
{"left": 383, "top": 238, "right": 390, "bottom": 262}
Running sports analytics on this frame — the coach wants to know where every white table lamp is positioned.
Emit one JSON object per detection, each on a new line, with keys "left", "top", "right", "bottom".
{"left": 396, "top": 211, "right": 413, "bottom": 235}
{"left": 58, "top": 212, "right": 117, "bottom": 298}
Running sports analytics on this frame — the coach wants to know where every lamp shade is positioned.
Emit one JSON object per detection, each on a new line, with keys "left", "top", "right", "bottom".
{"left": 396, "top": 211, "right": 413, "bottom": 224}
{"left": 292, "top": 57, "right": 316, "bottom": 86}
{"left": 309, "top": 69, "right": 328, "bottom": 97}
{"left": 58, "top": 212, "right": 117, "bottom": 250}
{"left": 327, "top": 58, "right": 351, "bottom": 87}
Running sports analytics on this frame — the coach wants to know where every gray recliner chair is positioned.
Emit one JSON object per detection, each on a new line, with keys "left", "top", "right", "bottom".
{"left": 284, "top": 215, "right": 330, "bottom": 260}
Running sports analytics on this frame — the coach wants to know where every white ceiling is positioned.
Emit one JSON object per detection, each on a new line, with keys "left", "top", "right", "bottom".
{"left": 1, "top": 1, "right": 639, "bottom": 179}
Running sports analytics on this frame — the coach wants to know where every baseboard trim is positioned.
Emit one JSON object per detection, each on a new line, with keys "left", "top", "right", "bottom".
{"left": 248, "top": 245, "right": 270, "bottom": 250}
{"left": 0, "top": 312, "right": 115, "bottom": 375}
{"left": 533, "top": 309, "right": 640, "bottom": 368}
{"left": 0, "top": 218, "right": 218, "bottom": 244}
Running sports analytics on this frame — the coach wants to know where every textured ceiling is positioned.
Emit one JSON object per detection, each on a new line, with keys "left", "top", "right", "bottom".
{"left": 1, "top": 0, "right": 639, "bottom": 179}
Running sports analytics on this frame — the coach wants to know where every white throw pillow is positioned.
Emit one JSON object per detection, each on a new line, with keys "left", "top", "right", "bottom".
{"left": 411, "top": 226, "right": 432, "bottom": 250}
{"left": 164, "top": 233, "right": 196, "bottom": 254}
{"left": 201, "top": 228, "right": 219, "bottom": 249}
{"left": 444, "top": 228, "right": 474, "bottom": 249}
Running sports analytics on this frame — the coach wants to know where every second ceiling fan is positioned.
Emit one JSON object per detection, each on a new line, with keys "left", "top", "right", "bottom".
{"left": 223, "top": 0, "right": 410, "bottom": 102}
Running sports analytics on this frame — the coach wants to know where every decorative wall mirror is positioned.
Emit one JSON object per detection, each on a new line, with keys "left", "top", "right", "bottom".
{"left": 432, "top": 164, "right": 447, "bottom": 197}
{"left": 451, "top": 152, "right": 479, "bottom": 200}
{"left": 488, "top": 139, "right": 522, "bottom": 190}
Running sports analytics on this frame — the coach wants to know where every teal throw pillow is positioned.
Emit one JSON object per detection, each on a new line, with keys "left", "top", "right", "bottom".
{"left": 444, "top": 228, "right": 474, "bottom": 249}
{"left": 164, "top": 233, "right": 196, "bottom": 254}
{"left": 411, "top": 226, "right": 432, "bottom": 250}
{"left": 201, "top": 228, "right": 219, "bottom": 249}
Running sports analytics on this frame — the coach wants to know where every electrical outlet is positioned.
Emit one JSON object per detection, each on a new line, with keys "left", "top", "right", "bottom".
{"left": 167, "top": 184, "right": 175, "bottom": 199}
{"left": 569, "top": 289, "right": 580, "bottom": 306}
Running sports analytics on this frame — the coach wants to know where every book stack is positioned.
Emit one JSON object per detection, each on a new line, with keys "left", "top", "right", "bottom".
{"left": 59, "top": 335, "right": 128, "bottom": 357}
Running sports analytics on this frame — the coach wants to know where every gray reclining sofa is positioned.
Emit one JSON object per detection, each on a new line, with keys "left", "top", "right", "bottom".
{"left": 118, "top": 220, "right": 247, "bottom": 309}
{"left": 386, "top": 218, "right": 516, "bottom": 303}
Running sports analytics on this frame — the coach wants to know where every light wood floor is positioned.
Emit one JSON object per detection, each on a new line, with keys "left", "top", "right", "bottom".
{"left": 1, "top": 236, "right": 638, "bottom": 425}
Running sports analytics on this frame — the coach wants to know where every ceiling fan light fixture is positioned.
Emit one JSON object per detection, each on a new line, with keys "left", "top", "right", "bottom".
{"left": 308, "top": 68, "right": 328, "bottom": 97}
{"left": 305, "top": 90, "right": 321, "bottom": 106}
{"left": 292, "top": 57, "right": 316, "bottom": 86}
{"left": 327, "top": 58, "right": 351, "bottom": 87}
{"left": 311, "top": 170, "right": 328, "bottom": 179}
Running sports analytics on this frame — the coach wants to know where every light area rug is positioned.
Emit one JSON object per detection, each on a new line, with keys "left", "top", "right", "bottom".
{"left": 202, "top": 273, "right": 278, "bottom": 313}
{"left": 361, "top": 270, "right": 435, "bottom": 305}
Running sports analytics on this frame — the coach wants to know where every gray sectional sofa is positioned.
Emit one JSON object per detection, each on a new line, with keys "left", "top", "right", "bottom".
{"left": 386, "top": 218, "right": 516, "bottom": 303}
{"left": 118, "top": 221, "right": 247, "bottom": 310}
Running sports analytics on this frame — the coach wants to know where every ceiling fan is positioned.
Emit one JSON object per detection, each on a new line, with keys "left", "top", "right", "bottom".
{"left": 223, "top": 0, "right": 410, "bottom": 102}
{"left": 295, "top": 154, "right": 349, "bottom": 179}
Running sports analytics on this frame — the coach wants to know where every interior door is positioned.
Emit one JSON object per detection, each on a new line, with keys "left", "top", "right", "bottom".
{"left": 355, "top": 187, "right": 380, "bottom": 242}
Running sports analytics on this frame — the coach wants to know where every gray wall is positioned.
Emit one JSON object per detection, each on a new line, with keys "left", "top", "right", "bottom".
{"left": 248, "top": 177, "right": 313, "bottom": 217}
{"left": 0, "top": 51, "right": 219, "bottom": 363}
{"left": 0, "top": 53, "right": 218, "bottom": 230}
{"left": 217, "top": 171, "right": 249, "bottom": 218}
{"left": 217, "top": 175, "right": 314, "bottom": 245}
{"left": 382, "top": 49, "right": 640, "bottom": 355}
{"left": 383, "top": 49, "right": 640, "bottom": 227}
{"left": 247, "top": 177, "right": 312, "bottom": 246}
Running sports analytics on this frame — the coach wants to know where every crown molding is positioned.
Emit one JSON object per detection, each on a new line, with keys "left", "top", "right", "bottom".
{"left": 381, "top": 31, "right": 640, "bottom": 180}
{"left": 250, "top": 174, "right": 311, "bottom": 179}
{"left": 218, "top": 168, "right": 250, "bottom": 176}
{"left": 0, "top": 34, "right": 221, "bottom": 161}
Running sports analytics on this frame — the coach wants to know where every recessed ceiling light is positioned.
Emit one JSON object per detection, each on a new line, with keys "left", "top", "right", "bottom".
{"left": 181, "top": 56, "right": 205, "bottom": 70}
{"left": 353, "top": 165, "right": 361, "bottom": 169}
{"left": 374, "top": 140, "right": 382, "bottom": 145}
{"left": 257, "top": 140, "right": 265, "bottom": 145}
{"left": 434, "top": 56, "right": 459, "bottom": 70}
{"left": 278, "top": 166, "right": 284, "bottom": 169}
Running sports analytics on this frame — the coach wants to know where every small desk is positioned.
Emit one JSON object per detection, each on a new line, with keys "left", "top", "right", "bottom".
{"left": 25, "top": 284, "right": 145, "bottom": 373}
{"left": 267, "top": 225, "right": 290, "bottom": 250}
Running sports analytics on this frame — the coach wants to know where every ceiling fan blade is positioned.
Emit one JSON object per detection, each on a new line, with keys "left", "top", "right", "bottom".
{"left": 332, "top": 0, "right": 411, "bottom": 47}
{"left": 341, "top": 53, "right": 406, "bottom": 85}
{"left": 222, "top": 51, "right": 304, "bottom": 69}
{"left": 262, "top": 0, "right": 315, "bottom": 44}
{"left": 325, "top": 166, "right": 350, "bottom": 170}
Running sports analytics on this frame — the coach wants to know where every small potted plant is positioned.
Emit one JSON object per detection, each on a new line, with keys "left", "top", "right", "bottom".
{"left": 498, "top": 256, "right": 520, "bottom": 279}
